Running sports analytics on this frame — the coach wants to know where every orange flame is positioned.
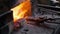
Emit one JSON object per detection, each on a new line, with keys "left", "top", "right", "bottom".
{"left": 11, "top": 0, "right": 31, "bottom": 23}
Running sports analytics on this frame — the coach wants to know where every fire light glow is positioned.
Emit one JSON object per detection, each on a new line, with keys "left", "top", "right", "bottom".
{"left": 11, "top": 0, "right": 31, "bottom": 23}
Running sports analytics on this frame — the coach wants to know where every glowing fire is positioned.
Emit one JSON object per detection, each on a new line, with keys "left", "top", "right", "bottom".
{"left": 11, "top": 0, "right": 31, "bottom": 23}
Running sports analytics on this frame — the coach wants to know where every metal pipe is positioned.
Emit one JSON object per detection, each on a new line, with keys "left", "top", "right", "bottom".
{"left": 37, "top": 4, "right": 60, "bottom": 11}
{"left": 0, "top": 11, "right": 12, "bottom": 17}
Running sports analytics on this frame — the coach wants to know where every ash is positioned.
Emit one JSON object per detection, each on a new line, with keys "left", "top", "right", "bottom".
{"left": 11, "top": 23, "right": 53, "bottom": 34}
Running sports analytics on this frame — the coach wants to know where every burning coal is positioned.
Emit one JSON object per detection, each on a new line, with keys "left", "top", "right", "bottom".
{"left": 11, "top": 0, "right": 32, "bottom": 23}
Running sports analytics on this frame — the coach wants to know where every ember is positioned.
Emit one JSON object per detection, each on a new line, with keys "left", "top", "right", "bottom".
{"left": 11, "top": 0, "right": 32, "bottom": 23}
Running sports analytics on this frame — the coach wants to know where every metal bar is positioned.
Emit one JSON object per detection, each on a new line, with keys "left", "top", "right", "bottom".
{"left": 0, "top": 10, "right": 12, "bottom": 17}
{"left": 0, "top": 21, "right": 13, "bottom": 30}
{"left": 37, "top": 4, "right": 60, "bottom": 11}
{"left": 37, "top": 4, "right": 60, "bottom": 9}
